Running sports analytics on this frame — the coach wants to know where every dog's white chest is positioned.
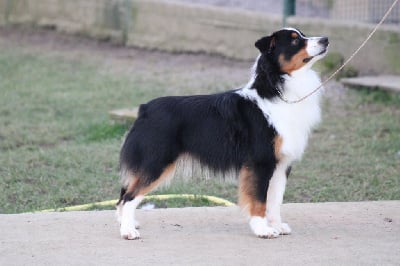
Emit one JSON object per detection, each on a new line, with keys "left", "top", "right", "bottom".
{"left": 268, "top": 70, "right": 322, "bottom": 160}
{"left": 237, "top": 69, "right": 322, "bottom": 161}
{"left": 265, "top": 95, "right": 321, "bottom": 161}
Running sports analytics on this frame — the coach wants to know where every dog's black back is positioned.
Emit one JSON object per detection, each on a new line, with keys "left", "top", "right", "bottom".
{"left": 119, "top": 92, "right": 277, "bottom": 202}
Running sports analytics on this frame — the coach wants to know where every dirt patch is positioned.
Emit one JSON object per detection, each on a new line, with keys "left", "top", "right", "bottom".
{"left": 0, "top": 26, "right": 251, "bottom": 93}
{"left": 0, "top": 25, "right": 347, "bottom": 98}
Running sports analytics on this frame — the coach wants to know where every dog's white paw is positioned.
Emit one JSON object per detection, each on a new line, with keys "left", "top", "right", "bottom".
{"left": 255, "top": 226, "right": 280, "bottom": 239}
{"left": 270, "top": 222, "right": 292, "bottom": 235}
{"left": 120, "top": 225, "right": 141, "bottom": 240}
{"left": 249, "top": 216, "right": 280, "bottom": 239}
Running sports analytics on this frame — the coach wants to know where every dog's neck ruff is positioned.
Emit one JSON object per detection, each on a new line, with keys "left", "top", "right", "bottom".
{"left": 236, "top": 59, "right": 322, "bottom": 162}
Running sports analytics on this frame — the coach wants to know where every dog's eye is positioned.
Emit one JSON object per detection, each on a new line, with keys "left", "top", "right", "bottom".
{"left": 291, "top": 38, "right": 299, "bottom": 46}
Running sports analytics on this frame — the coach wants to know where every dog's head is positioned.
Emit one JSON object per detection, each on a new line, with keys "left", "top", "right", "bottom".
{"left": 255, "top": 28, "right": 329, "bottom": 75}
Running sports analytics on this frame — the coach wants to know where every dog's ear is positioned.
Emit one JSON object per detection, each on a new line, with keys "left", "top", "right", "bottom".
{"left": 255, "top": 35, "right": 276, "bottom": 53}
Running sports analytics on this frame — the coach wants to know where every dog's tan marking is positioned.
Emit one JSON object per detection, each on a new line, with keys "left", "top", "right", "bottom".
{"left": 279, "top": 47, "right": 310, "bottom": 74}
{"left": 124, "top": 162, "right": 177, "bottom": 198}
{"left": 137, "top": 163, "right": 177, "bottom": 195}
{"left": 239, "top": 166, "right": 266, "bottom": 217}
{"left": 126, "top": 173, "right": 139, "bottom": 194}
{"left": 273, "top": 135, "right": 283, "bottom": 160}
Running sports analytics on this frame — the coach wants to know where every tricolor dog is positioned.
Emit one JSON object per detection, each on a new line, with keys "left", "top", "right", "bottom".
{"left": 117, "top": 28, "right": 329, "bottom": 239}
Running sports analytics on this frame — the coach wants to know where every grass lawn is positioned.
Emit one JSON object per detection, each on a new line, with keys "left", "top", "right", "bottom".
{"left": 0, "top": 29, "right": 399, "bottom": 213}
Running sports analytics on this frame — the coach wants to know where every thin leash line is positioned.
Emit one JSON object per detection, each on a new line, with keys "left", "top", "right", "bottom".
{"left": 280, "top": 0, "right": 400, "bottom": 104}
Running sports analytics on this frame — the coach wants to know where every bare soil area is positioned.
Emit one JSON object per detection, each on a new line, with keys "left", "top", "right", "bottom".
{"left": 0, "top": 26, "right": 250, "bottom": 94}
{"left": 0, "top": 25, "right": 346, "bottom": 102}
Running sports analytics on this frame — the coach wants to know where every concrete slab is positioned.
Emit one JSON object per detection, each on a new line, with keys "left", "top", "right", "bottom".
{"left": 341, "top": 75, "right": 400, "bottom": 93}
{"left": 0, "top": 201, "right": 399, "bottom": 265}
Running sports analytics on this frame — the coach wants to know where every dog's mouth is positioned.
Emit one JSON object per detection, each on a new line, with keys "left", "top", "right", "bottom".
{"left": 317, "top": 47, "right": 328, "bottom": 56}
{"left": 303, "top": 47, "right": 328, "bottom": 63}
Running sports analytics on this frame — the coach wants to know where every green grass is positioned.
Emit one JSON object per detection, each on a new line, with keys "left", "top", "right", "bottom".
{"left": 357, "top": 86, "right": 400, "bottom": 105}
{"left": 285, "top": 88, "right": 400, "bottom": 202}
{"left": 0, "top": 40, "right": 399, "bottom": 213}
{"left": 314, "top": 52, "right": 358, "bottom": 79}
{"left": 0, "top": 49, "right": 157, "bottom": 213}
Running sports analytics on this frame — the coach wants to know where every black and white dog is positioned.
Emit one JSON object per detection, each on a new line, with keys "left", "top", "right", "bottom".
{"left": 117, "top": 28, "right": 329, "bottom": 239}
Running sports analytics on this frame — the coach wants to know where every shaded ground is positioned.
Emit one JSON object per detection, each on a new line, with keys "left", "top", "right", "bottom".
{"left": 0, "top": 201, "right": 399, "bottom": 265}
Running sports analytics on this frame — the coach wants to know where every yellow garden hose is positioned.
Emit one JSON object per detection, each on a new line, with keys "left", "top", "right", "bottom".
{"left": 39, "top": 194, "right": 235, "bottom": 212}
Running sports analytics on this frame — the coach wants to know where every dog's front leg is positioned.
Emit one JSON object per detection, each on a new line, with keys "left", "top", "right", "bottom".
{"left": 266, "top": 159, "right": 292, "bottom": 235}
{"left": 239, "top": 165, "right": 281, "bottom": 238}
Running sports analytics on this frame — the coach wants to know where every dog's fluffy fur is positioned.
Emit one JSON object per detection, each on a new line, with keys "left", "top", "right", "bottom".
{"left": 116, "top": 28, "right": 329, "bottom": 239}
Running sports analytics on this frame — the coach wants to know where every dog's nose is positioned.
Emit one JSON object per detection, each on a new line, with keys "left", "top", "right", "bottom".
{"left": 318, "top": 37, "right": 329, "bottom": 46}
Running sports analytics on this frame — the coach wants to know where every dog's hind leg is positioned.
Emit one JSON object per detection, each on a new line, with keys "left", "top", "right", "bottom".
{"left": 118, "top": 194, "right": 144, "bottom": 240}
{"left": 117, "top": 163, "right": 177, "bottom": 240}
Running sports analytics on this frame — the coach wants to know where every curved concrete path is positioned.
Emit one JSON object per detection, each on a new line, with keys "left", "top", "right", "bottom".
{"left": 0, "top": 201, "right": 399, "bottom": 265}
